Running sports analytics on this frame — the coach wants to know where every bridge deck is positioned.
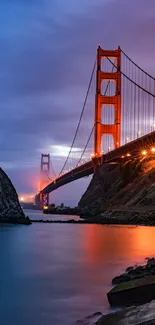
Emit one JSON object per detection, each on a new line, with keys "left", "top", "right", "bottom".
{"left": 42, "top": 131, "right": 155, "bottom": 194}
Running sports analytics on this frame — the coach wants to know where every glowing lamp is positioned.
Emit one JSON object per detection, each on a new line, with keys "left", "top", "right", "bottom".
{"left": 142, "top": 150, "right": 147, "bottom": 156}
{"left": 151, "top": 147, "right": 155, "bottom": 153}
{"left": 137, "top": 130, "right": 141, "bottom": 138}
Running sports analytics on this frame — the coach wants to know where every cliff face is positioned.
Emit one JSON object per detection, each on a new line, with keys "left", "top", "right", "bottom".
{"left": 0, "top": 167, "right": 27, "bottom": 222}
{"left": 78, "top": 158, "right": 155, "bottom": 217}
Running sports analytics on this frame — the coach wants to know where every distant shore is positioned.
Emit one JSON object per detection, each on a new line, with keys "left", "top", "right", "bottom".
{"left": 0, "top": 216, "right": 32, "bottom": 225}
{"left": 30, "top": 208, "right": 155, "bottom": 226}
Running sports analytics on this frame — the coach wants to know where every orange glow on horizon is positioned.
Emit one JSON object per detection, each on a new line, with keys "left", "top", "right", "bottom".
{"left": 18, "top": 193, "right": 35, "bottom": 203}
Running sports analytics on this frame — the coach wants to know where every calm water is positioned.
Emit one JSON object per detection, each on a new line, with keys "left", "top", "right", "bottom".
{"left": 0, "top": 210, "right": 155, "bottom": 324}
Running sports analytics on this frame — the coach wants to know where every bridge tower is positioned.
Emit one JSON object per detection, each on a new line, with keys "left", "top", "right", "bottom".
{"left": 40, "top": 153, "right": 50, "bottom": 208}
{"left": 94, "top": 45, "right": 121, "bottom": 156}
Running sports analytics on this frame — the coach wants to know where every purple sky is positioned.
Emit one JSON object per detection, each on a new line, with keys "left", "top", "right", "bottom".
{"left": 1, "top": 0, "right": 155, "bottom": 206}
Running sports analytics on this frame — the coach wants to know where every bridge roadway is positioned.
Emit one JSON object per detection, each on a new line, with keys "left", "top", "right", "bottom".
{"left": 42, "top": 131, "right": 155, "bottom": 195}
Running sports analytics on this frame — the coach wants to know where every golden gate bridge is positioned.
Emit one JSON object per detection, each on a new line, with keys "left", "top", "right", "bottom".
{"left": 37, "top": 45, "right": 155, "bottom": 208}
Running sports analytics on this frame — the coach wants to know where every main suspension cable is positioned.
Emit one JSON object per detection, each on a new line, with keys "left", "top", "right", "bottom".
{"left": 121, "top": 49, "right": 155, "bottom": 81}
{"left": 106, "top": 56, "right": 155, "bottom": 98}
{"left": 50, "top": 160, "right": 56, "bottom": 177}
{"left": 58, "top": 57, "right": 97, "bottom": 177}
{"left": 76, "top": 64, "right": 115, "bottom": 166}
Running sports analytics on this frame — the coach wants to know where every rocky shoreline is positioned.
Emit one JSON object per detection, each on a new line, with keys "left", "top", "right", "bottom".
{"left": 43, "top": 206, "right": 79, "bottom": 215}
{"left": 0, "top": 216, "right": 32, "bottom": 225}
{"left": 30, "top": 208, "right": 155, "bottom": 226}
{"left": 96, "top": 257, "right": 155, "bottom": 324}
{"left": 112, "top": 257, "right": 155, "bottom": 286}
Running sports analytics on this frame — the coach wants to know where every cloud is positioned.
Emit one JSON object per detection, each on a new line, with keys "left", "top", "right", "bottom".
{"left": 1, "top": 0, "right": 155, "bottom": 203}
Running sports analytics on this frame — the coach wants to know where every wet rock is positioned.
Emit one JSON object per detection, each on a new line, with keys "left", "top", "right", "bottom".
{"left": 96, "top": 300, "right": 155, "bottom": 325}
{"left": 112, "top": 274, "right": 131, "bottom": 285}
{"left": 134, "top": 266, "right": 144, "bottom": 273}
{"left": 147, "top": 257, "right": 155, "bottom": 265}
{"left": 150, "top": 269, "right": 155, "bottom": 275}
{"left": 112, "top": 260, "right": 155, "bottom": 286}
{"left": 76, "top": 312, "right": 102, "bottom": 325}
{"left": 145, "top": 257, "right": 150, "bottom": 260}
{"left": 86, "top": 312, "right": 102, "bottom": 319}
{"left": 108, "top": 275, "right": 155, "bottom": 307}
{"left": 125, "top": 266, "right": 133, "bottom": 273}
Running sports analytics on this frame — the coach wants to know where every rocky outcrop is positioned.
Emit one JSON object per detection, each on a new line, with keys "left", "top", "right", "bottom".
{"left": 96, "top": 300, "right": 155, "bottom": 325}
{"left": 108, "top": 275, "right": 155, "bottom": 307}
{"left": 0, "top": 167, "right": 31, "bottom": 224}
{"left": 112, "top": 258, "right": 155, "bottom": 285}
{"left": 78, "top": 157, "right": 155, "bottom": 219}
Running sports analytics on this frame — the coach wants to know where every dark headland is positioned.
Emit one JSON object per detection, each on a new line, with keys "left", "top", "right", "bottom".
{"left": 78, "top": 156, "right": 155, "bottom": 226}
{"left": 33, "top": 156, "right": 155, "bottom": 226}
{"left": 0, "top": 167, "right": 31, "bottom": 225}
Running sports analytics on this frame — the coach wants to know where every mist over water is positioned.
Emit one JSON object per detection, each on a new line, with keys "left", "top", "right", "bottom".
{"left": 0, "top": 210, "right": 155, "bottom": 324}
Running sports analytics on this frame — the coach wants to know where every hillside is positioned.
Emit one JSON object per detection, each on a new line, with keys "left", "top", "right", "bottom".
{"left": 78, "top": 157, "right": 155, "bottom": 222}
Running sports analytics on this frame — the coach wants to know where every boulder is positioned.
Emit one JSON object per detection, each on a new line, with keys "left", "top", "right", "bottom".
{"left": 134, "top": 266, "right": 144, "bottom": 274}
{"left": 125, "top": 266, "right": 133, "bottom": 273}
{"left": 147, "top": 257, "right": 155, "bottom": 265}
{"left": 112, "top": 274, "right": 131, "bottom": 285}
{"left": 108, "top": 275, "right": 155, "bottom": 307}
{"left": 96, "top": 300, "right": 155, "bottom": 325}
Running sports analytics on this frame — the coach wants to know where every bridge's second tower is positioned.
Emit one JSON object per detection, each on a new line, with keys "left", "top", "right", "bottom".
{"left": 40, "top": 153, "right": 50, "bottom": 207}
{"left": 94, "top": 46, "right": 121, "bottom": 156}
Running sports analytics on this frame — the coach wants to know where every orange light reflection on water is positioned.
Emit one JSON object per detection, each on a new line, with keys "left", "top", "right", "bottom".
{"left": 82, "top": 225, "right": 155, "bottom": 266}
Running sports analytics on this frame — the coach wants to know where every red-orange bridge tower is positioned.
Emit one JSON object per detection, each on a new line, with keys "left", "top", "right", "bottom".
{"left": 94, "top": 46, "right": 121, "bottom": 156}
{"left": 40, "top": 153, "right": 50, "bottom": 207}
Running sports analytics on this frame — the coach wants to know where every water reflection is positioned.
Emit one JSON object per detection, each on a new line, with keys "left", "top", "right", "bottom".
{"left": 1, "top": 212, "right": 155, "bottom": 324}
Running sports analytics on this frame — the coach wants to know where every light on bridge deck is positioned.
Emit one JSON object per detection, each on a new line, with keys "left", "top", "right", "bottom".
{"left": 142, "top": 150, "right": 147, "bottom": 156}
{"left": 125, "top": 137, "right": 130, "bottom": 143}
{"left": 137, "top": 130, "right": 142, "bottom": 138}
{"left": 151, "top": 124, "right": 155, "bottom": 132}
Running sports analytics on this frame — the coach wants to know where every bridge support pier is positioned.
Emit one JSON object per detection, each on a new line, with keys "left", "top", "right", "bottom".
{"left": 40, "top": 154, "right": 50, "bottom": 209}
{"left": 94, "top": 46, "right": 121, "bottom": 157}
{"left": 40, "top": 192, "right": 49, "bottom": 208}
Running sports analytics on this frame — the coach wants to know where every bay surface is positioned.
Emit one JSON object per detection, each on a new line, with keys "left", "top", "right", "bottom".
{"left": 0, "top": 209, "right": 155, "bottom": 324}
